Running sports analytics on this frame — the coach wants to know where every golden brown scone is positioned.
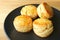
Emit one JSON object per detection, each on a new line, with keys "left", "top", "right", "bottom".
{"left": 37, "top": 2, "right": 53, "bottom": 19}
{"left": 33, "top": 18, "right": 53, "bottom": 37}
{"left": 21, "top": 5, "right": 38, "bottom": 19}
{"left": 13, "top": 15, "right": 33, "bottom": 32}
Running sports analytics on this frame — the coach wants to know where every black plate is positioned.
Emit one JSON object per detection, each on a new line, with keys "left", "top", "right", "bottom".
{"left": 4, "top": 4, "right": 60, "bottom": 40}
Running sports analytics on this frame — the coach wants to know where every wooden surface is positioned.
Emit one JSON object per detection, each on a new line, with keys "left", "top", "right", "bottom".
{"left": 0, "top": 0, "right": 60, "bottom": 40}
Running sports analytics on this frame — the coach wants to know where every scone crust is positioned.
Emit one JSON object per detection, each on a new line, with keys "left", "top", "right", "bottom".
{"left": 37, "top": 2, "right": 53, "bottom": 18}
{"left": 33, "top": 18, "right": 53, "bottom": 37}
{"left": 13, "top": 15, "right": 33, "bottom": 32}
{"left": 21, "top": 5, "right": 38, "bottom": 19}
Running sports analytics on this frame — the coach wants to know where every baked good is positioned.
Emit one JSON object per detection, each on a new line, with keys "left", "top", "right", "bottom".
{"left": 21, "top": 5, "right": 38, "bottom": 19}
{"left": 37, "top": 2, "right": 53, "bottom": 19}
{"left": 33, "top": 18, "right": 53, "bottom": 37}
{"left": 13, "top": 15, "right": 33, "bottom": 32}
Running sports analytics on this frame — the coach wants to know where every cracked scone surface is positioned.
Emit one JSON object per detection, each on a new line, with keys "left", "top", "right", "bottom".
{"left": 33, "top": 18, "right": 53, "bottom": 37}
{"left": 13, "top": 15, "right": 33, "bottom": 32}
{"left": 37, "top": 2, "right": 53, "bottom": 19}
{"left": 21, "top": 5, "right": 38, "bottom": 19}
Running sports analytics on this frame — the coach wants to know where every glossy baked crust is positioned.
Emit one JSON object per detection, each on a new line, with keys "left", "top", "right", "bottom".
{"left": 33, "top": 18, "right": 53, "bottom": 37}
{"left": 13, "top": 15, "right": 33, "bottom": 32}
{"left": 37, "top": 2, "right": 53, "bottom": 19}
{"left": 21, "top": 5, "right": 38, "bottom": 19}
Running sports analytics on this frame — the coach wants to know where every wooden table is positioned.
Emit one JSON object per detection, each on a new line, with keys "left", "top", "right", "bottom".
{"left": 0, "top": 0, "right": 60, "bottom": 40}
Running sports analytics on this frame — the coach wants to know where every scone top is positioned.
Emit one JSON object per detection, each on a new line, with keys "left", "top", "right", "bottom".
{"left": 33, "top": 18, "right": 53, "bottom": 29}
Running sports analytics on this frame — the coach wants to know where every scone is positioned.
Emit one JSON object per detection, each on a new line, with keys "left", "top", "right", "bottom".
{"left": 21, "top": 5, "right": 38, "bottom": 19}
{"left": 13, "top": 15, "right": 33, "bottom": 32}
{"left": 33, "top": 18, "right": 53, "bottom": 37}
{"left": 37, "top": 2, "right": 53, "bottom": 19}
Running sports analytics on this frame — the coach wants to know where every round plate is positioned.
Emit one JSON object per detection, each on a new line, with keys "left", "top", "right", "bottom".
{"left": 4, "top": 4, "right": 60, "bottom": 40}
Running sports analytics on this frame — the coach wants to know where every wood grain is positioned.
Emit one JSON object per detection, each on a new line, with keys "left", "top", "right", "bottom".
{"left": 0, "top": 0, "right": 60, "bottom": 40}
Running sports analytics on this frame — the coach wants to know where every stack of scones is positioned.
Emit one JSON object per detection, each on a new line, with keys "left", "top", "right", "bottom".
{"left": 13, "top": 2, "right": 54, "bottom": 38}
